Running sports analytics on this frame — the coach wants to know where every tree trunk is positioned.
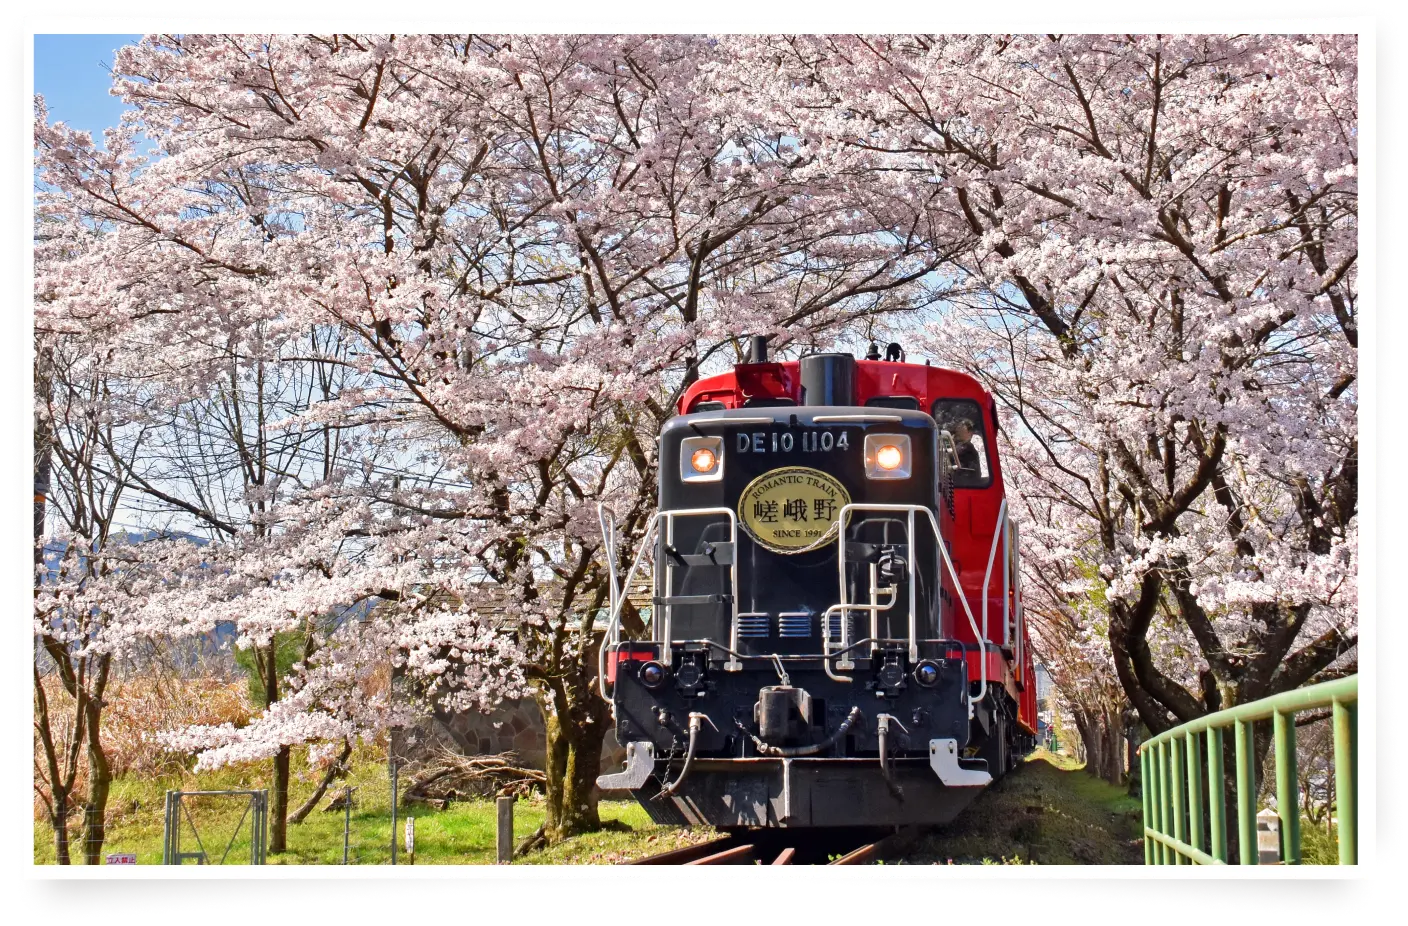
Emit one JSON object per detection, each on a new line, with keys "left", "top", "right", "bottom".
{"left": 539, "top": 701, "right": 607, "bottom": 844}
{"left": 1074, "top": 711, "right": 1101, "bottom": 778}
{"left": 82, "top": 764, "right": 111, "bottom": 865}
{"left": 261, "top": 639, "right": 289, "bottom": 853}
{"left": 1101, "top": 711, "right": 1125, "bottom": 785}
{"left": 52, "top": 796, "right": 71, "bottom": 865}
{"left": 1126, "top": 719, "right": 1144, "bottom": 798}
{"left": 289, "top": 740, "right": 352, "bottom": 824}
{"left": 34, "top": 346, "right": 66, "bottom": 864}
{"left": 81, "top": 655, "right": 112, "bottom": 864}
{"left": 35, "top": 667, "right": 73, "bottom": 865}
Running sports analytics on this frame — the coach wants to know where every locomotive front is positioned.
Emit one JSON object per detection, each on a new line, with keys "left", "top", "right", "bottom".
{"left": 596, "top": 352, "right": 993, "bottom": 828}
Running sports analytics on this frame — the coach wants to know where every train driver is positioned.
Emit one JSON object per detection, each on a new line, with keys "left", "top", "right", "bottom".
{"left": 952, "top": 418, "right": 981, "bottom": 474}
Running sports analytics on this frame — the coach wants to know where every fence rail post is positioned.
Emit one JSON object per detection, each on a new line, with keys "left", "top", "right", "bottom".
{"left": 497, "top": 796, "right": 514, "bottom": 864}
{"left": 1185, "top": 729, "right": 1204, "bottom": 857}
{"left": 1273, "top": 709, "right": 1301, "bottom": 864}
{"left": 1140, "top": 748, "right": 1154, "bottom": 865}
{"left": 162, "top": 791, "right": 173, "bottom": 865}
{"left": 1170, "top": 736, "right": 1186, "bottom": 864}
{"left": 1234, "top": 718, "right": 1257, "bottom": 866}
{"left": 260, "top": 790, "right": 269, "bottom": 864}
{"left": 1207, "top": 726, "right": 1227, "bottom": 863}
{"left": 1151, "top": 742, "right": 1166, "bottom": 864}
{"left": 343, "top": 787, "right": 353, "bottom": 865}
{"left": 1333, "top": 698, "right": 1357, "bottom": 865}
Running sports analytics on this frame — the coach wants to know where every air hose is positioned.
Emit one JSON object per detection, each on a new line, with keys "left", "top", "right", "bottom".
{"left": 656, "top": 713, "right": 706, "bottom": 799}
{"left": 736, "top": 706, "right": 865, "bottom": 758}
{"left": 877, "top": 713, "right": 906, "bottom": 801}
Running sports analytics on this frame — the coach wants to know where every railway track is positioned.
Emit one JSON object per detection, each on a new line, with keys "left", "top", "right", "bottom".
{"left": 627, "top": 826, "right": 925, "bottom": 866}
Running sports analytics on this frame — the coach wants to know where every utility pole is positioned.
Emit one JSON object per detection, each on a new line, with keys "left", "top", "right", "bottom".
{"left": 34, "top": 343, "right": 52, "bottom": 578}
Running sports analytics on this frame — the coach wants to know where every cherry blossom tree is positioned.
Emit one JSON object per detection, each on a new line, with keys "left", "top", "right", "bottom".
{"left": 728, "top": 34, "right": 1358, "bottom": 743}
{"left": 1019, "top": 505, "right": 1132, "bottom": 785}
{"left": 35, "top": 34, "right": 941, "bottom": 847}
{"left": 37, "top": 33, "right": 1357, "bottom": 858}
{"left": 32, "top": 331, "right": 127, "bottom": 865}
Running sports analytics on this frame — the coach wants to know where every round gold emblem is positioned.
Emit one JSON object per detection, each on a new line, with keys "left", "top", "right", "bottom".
{"left": 737, "top": 466, "right": 851, "bottom": 554}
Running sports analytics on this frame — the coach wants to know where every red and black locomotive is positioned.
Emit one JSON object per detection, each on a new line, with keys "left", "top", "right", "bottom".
{"left": 596, "top": 338, "right": 1036, "bottom": 828}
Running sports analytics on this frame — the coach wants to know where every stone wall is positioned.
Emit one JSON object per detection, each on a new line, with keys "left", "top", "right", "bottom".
{"left": 406, "top": 697, "right": 628, "bottom": 777}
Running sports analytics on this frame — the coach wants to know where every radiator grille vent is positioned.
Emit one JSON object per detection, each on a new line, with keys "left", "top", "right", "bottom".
{"left": 737, "top": 614, "right": 770, "bottom": 638}
{"left": 826, "top": 614, "right": 855, "bottom": 642}
{"left": 778, "top": 613, "right": 813, "bottom": 638}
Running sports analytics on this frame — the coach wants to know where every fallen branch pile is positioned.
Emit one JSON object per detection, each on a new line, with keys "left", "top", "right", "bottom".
{"left": 402, "top": 748, "right": 546, "bottom": 808}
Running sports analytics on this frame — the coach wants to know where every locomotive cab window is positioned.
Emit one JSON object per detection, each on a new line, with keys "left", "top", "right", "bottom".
{"left": 931, "top": 398, "right": 991, "bottom": 488}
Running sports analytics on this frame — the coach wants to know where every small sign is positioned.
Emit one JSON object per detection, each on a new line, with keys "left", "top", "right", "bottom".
{"left": 404, "top": 817, "right": 415, "bottom": 854}
{"left": 105, "top": 853, "right": 137, "bottom": 865}
{"left": 738, "top": 466, "right": 851, "bottom": 554}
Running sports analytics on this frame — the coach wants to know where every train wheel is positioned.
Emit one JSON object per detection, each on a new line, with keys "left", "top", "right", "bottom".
{"left": 973, "top": 691, "right": 1020, "bottom": 778}
{"left": 973, "top": 703, "right": 1007, "bottom": 778}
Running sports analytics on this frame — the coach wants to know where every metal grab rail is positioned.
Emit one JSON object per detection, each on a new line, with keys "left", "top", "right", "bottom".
{"left": 597, "top": 499, "right": 1004, "bottom": 707}
{"left": 1138, "top": 674, "right": 1358, "bottom": 865}
{"left": 829, "top": 502, "right": 989, "bottom": 704}
{"left": 595, "top": 505, "right": 741, "bottom": 700}
{"left": 981, "top": 498, "right": 1023, "bottom": 661}
{"left": 597, "top": 505, "right": 620, "bottom": 627}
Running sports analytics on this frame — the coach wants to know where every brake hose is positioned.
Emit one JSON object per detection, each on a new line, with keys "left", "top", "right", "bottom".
{"left": 656, "top": 713, "right": 706, "bottom": 799}
{"left": 736, "top": 706, "right": 865, "bottom": 758}
{"left": 877, "top": 713, "right": 906, "bottom": 801}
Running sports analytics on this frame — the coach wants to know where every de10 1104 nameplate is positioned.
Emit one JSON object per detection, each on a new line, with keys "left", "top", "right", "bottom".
{"left": 737, "top": 466, "right": 851, "bottom": 554}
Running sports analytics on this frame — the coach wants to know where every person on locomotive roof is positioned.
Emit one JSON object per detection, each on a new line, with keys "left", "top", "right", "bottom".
{"left": 952, "top": 419, "right": 981, "bottom": 473}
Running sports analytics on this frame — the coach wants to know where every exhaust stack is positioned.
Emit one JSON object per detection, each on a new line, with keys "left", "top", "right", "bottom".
{"left": 799, "top": 353, "right": 856, "bottom": 406}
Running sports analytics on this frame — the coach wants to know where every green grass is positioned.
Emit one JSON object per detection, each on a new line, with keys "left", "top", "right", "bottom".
{"left": 34, "top": 747, "right": 714, "bottom": 866}
{"left": 906, "top": 748, "right": 1145, "bottom": 865}
{"left": 1297, "top": 819, "right": 1344, "bottom": 865}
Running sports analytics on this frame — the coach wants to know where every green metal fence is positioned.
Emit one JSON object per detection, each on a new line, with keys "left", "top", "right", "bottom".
{"left": 1138, "top": 675, "right": 1357, "bottom": 865}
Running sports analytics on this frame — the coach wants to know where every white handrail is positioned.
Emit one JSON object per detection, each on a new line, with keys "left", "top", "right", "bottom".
{"left": 596, "top": 512, "right": 661, "bottom": 701}
{"left": 833, "top": 502, "right": 988, "bottom": 704}
{"left": 596, "top": 500, "right": 1004, "bottom": 708}
{"left": 822, "top": 588, "right": 895, "bottom": 681}
{"left": 1013, "top": 520, "right": 1024, "bottom": 682}
{"left": 980, "top": 497, "right": 1007, "bottom": 646}
{"left": 907, "top": 508, "right": 918, "bottom": 662}
{"left": 597, "top": 504, "right": 619, "bottom": 622}
{"left": 595, "top": 505, "right": 742, "bottom": 700}
{"left": 659, "top": 507, "right": 740, "bottom": 670}
{"left": 1003, "top": 515, "right": 1011, "bottom": 647}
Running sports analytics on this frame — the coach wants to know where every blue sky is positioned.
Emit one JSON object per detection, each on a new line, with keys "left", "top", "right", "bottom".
{"left": 34, "top": 34, "right": 141, "bottom": 144}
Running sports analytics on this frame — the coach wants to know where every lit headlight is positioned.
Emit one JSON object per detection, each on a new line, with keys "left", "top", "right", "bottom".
{"left": 680, "top": 435, "right": 724, "bottom": 483}
{"left": 864, "top": 434, "right": 911, "bottom": 479}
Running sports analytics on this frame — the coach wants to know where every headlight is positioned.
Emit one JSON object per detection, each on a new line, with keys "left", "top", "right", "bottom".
{"left": 864, "top": 434, "right": 911, "bottom": 479}
{"left": 914, "top": 660, "right": 941, "bottom": 687}
{"left": 640, "top": 662, "right": 668, "bottom": 688}
{"left": 680, "top": 435, "right": 724, "bottom": 483}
